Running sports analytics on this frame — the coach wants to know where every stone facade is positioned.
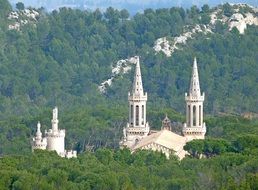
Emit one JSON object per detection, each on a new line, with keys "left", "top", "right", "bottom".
{"left": 32, "top": 122, "right": 47, "bottom": 150}
{"left": 120, "top": 56, "right": 150, "bottom": 148}
{"left": 32, "top": 107, "right": 77, "bottom": 158}
{"left": 183, "top": 58, "right": 206, "bottom": 141}
{"left": 120, "top": 57, "right": 207, "bottom": 159}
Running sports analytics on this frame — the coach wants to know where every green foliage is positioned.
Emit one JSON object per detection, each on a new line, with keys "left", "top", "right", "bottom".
{"left": 16, "top": 2, "right": 25, "bottom": 10}
{"left": 184, "top": 138, "right": 232, "bottom": 158}
{"left": 0, "top": 2, "right": 257, "bottom": 189}
{"left": 0, "top": 2, "right": 256, "bottom": 119}
{"left": 222, "top": 3, "right": 234, "bottom": 17}
{"left": 232, "top": 135, "right": 258, "bottom": 153}
{"left": 0, "top": 148, "right": 258, "bottom": 190}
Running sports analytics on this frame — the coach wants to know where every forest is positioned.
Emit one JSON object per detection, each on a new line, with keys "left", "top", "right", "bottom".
{"left": 0, "top": 0, "right": 257, "bottom": 189}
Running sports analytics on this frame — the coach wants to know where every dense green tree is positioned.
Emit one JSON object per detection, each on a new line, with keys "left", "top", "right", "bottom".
{"left": 16, "top": 2, "right": 25, "bottom": 10}
{"left": 0, "top": 4, "right": 257, "bottom": 190}
{"left": 201, "top": 4, "right": 210, "bottom": 13}
{"left": 223, "top": 3, "right": 234, "bottom": 17}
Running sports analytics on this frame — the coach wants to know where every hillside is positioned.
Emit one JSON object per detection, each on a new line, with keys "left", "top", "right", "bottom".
{"left": 0, "top": 0, "right": 258, "bottom": 152}
{"left": 0, "top": 2, "right": 258, "bottom": 117}
{"left": 0, "top": 1, "right": 258, "bottom": 189}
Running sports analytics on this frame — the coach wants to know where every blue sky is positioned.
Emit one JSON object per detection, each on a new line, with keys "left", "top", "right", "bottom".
{"left": 8, "top": 0, "right": 258, "bottom": 13}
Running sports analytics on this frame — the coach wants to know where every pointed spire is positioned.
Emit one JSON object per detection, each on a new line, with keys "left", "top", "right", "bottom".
{"left": 189, "top": 57, "right": 201, "bottom": 97}
{"left": 53, "top": 107, "right": 58, "bottom": 120}
{"left": 162, "top": 114, "right": 171, "bottom": 131}
{"left": 132, "top": 56, "right": 144, "bottom": 96}
{"left": 36, "top": 121, "right": 42, "bottom": 138}
{"left": 52, "top": 107, "right": 59, "bottom": 131}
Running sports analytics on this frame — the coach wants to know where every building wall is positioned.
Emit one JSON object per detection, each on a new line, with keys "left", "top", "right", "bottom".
{"left": 46, "top": 132, "right": 65, "bottom": 154}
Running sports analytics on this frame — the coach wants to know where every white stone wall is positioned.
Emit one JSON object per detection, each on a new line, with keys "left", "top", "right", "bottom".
{"left": 121, "top": 58, "right": 150, "bottom": 149}
{"left": 183, "top": 58, "right": 206, "bottom": 140}
{"left": 46, "top": 130, "right": 65, "bottom": 155}
{"left": 32, "top": 107, "right": 77, "bottom": 158}
{"left": 32, "top": 137, "right": 47, "bottom": 150}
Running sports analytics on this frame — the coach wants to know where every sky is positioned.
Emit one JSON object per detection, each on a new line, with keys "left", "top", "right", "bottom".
{"left": 8, "top": 0, "right": 258, "bottom": 14}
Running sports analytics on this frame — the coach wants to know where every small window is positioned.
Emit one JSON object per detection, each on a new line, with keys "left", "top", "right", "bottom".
{"left": 193, "top": 105, "right": 196, "bottom": 126}
{"left": 136, "top": 105, "right": 139, "bottom": 126}
{"left": 131, "top": 105, "right": 133, "bottom": 122}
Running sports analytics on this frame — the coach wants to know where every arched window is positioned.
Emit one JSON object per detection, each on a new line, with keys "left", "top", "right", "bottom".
{"left": 142, "top": 105, "right": 144, "bottom": 124}
{"left": 136, "top": 105, "right": 139, "bottom": 126}
{"left": 193, "top": 105, "right": 196, "bottom": 126}
{"left": 188, "top": 105, "right": 190, "bottom": 126}
{"left": 199, "top": 105, "right": 201, "bottom": 125}
{"left": 131, "top": 105, "right": 133, "bottom": 125}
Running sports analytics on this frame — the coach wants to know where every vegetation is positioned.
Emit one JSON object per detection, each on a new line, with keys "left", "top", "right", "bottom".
{"left": 0, "top": 1, "right": 257, "bottom": 118}
{"left": 0, "top": 146, "right": 257, "bottom": 190}
{"left": 0, "top": 1, "right": 257, "bottom": 189}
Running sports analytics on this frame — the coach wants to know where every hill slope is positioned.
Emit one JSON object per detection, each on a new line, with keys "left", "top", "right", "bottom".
{"left": 1, "top": 2, "right": 258, "bottom": 118}
{"left": 0, "top": 0, "right": 258, "bottom": 155}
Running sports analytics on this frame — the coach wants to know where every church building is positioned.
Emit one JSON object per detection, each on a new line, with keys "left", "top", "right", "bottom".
{"left": 120, "top": 57, "right": 206, "bottom": 159}
{"left": 32, "top": 107, "right": 77, "bottom": 158}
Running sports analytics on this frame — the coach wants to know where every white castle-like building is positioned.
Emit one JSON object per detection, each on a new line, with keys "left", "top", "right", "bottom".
{"left": 32, "top": 107, "right": 77, "bottom": 158}
{"left": 120, "top": 57, "right": 206, "bottom": 159}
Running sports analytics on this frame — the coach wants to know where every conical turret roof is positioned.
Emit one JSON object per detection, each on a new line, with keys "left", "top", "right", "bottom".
{"left": 36, "top": 121, "right": 42, "bottom": 138}
{"left": 189, "top": 57, "right": 201, "bottom": 97}
{"left": 132, "top": 56, "right": 144, "bottom": 96}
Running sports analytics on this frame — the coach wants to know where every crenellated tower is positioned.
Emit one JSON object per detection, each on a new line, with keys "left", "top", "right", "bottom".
{"left": 45, "top": 107, "right": 66, "bottom": 155}
{"left": 31, "top": 107, "right": 77, "bottom": 158}
{"left": 121, "top": 56, "right": 150, "bottom": 148}
{"left": 183, "top": 58, "right": 206, "bottom": 141}
{"left": 32, "top": 122, "right": 47, "bottom": 150}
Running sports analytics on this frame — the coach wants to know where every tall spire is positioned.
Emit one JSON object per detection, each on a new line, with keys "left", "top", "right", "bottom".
{"left": 183, "top": 57, "right": 206, "bottom": 141}
{"left": 36, "top": 121, "right": 42, "bottom": 139}
{"left": 132, "top": 56, "right": 144, "bottom": 96}
{"left": 122, "top": 56, "right": 149, "bottom": 148}
{"left": 52, "top": 107, "right": 59, "bottom": 131}
{"left": 189, "top": 57, "right": 201, "bottom": 97}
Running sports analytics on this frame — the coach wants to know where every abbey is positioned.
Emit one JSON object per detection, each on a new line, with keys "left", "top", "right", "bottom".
{"left": 120, "top": 57, "right": 206, "bottom": 159}
{"left": 32, "top": 107, "right": 77, "bottom": 158}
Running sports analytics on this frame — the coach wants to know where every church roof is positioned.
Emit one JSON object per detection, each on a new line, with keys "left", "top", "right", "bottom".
{"left": 132, "top": 129, "right": 187, "bottom": 159}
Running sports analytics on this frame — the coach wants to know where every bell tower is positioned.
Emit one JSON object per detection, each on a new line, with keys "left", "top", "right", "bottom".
{"left": 128, "top": 56, "right": 147, "bottom": 128}
{"left": 183, "top": 58, "right": 206, "bottom": 141}
{"left": 121, "top": 56, "right": 150, "bottom": 148}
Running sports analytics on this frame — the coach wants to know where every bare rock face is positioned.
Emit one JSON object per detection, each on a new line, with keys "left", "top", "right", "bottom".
{"left": 98, "top": 56, "right": 139, "bottom": 93}
{"left": 229, "top": 13, "right": 258, "bottom": 34}
{"left": 154, "top": 4, "right": 258, "bottom": 57}
{"left": 98, "top": 4, "right": 258, "bottom": 94}
{"left": 8, "top": 9, "right": 40, "bottom": 31}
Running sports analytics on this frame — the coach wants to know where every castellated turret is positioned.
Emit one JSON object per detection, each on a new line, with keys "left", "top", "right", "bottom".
{"left": 32, "top": 107, "right": 77, "bottom": 158}
{"left": 182, "top": 58, "right": 206, "bottom": 141}
{"left": 45, "top": 107, "right": 66, "bottom": 155}
{"left": 32, "top": 122, "right": 47, "bottom": 150}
